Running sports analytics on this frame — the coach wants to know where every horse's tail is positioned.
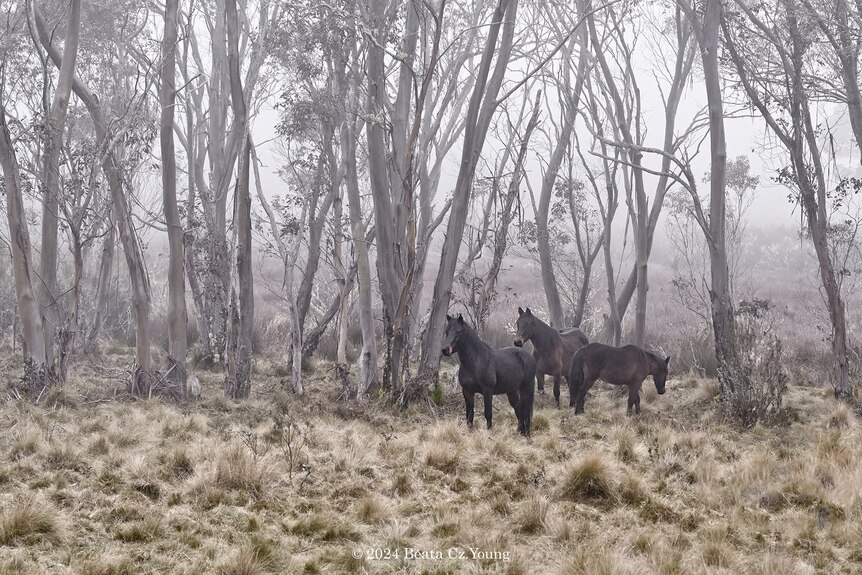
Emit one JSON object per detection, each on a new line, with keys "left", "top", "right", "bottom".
{"left": 569, "top": 352, "right": 585, "bottom": 407}
{"left": 516, "top": 349, "right": 536, "bottom": 436}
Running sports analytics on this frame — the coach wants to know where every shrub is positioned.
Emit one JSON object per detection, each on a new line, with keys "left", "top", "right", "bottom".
{"left": 719, "top": 300, "right": 788, "bottom": 427}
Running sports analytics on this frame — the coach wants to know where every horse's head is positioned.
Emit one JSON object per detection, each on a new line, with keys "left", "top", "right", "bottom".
{"left": 442, "top": 314, "right": 467, "bottom": 357}
{"left": 653, "top": 355, "right": 670, "bottom": 395}
{"left": 513, "top": 307, "right": 535, "bottom": 347}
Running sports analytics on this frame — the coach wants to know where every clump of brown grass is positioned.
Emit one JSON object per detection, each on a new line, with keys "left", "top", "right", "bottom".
{"left": 391, "top": 470, "right": 412, "bottom": 495}
{"left": 114, "top": 516, "right": 163, "bottom": 543}
{"left": 515, "top": 495, "right": 549, "bottom": 534}
{"left": 161, "top": 448, "right": 195, "bottom": 479}
{"left": 217, "top": 546, "right": 271, "bottom": 575}
{"left": 0, "top": 497, "right": 62, "bottom": 545}
{"left": 698, "top": 523, "right": 736, "bottom": 569}
{"left": 214, "top": 444, "right": 268, "bottom": 496}
{"left": 44, "top": 442, "right": 85, "bottom": 472}
{"left": 9, "top": 428, "right": 40, "bottom": 460}
{"left": 79, "top": 554, "right": 136, "bottom": 575}
{"left": 555, "top": 545, "right": 638, "bottom": 575}
{"left": 355, "top": 494, "right": 390, "bottom": 524}
{"left": 286, "top": 513, "right": 361, "bottom": 542}
{"left": 425, "top": 444, "right": 459, "bottom": 474}
{"left": 0, "top": 552, "right": 29, "bottom": 575}
{"left": 614, "top": 428, "right": 636, "bottom": 463}
{"left": 532, "top": 414, "right": 549, "bottom": 432}
{"left": 559, "top": 455, "right": 617, "bottom": 504}
{"left": 40, "top": 386, "right": 79, "bottom": 410}
{"left": 87, "top": 436, "right": 110, "bottom": 456}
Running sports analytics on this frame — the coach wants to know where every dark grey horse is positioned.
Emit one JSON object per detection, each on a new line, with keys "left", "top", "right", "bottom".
{"left": 442, "top": 314, "right": 536, "bottom": 435}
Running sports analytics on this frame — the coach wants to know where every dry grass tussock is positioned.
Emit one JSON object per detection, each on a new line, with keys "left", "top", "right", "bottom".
{"left": 0, "top": 355, "right": 860, "bottom": 573}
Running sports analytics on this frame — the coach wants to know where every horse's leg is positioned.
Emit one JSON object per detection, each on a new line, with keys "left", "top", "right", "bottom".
{"left": 507, "top": 391, "right": 523, "bottom": 434}
{"left": 483, "top": 390, "right": 494, "bottom": 430}
{"left": 575, "top": 376, "right": 597, "bottom": 414}
{"left": 463, "top": 390, "right": 475, "bottom": 428}
{"left": 627, "top": 381, "right": 643, "bottom": 416}
{"left": 553, "top": 373, "right": 562, "bottom": 408}
{"left": 536, "top": 370, "right": 546, "bottom": 394}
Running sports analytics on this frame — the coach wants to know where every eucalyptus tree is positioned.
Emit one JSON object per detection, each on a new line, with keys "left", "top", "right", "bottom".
{"left": 416, "top": 0, "right": 521, "bottom": 395}
{"left": 0, "top": 2, "right": 51, "bottom": 391}
{"left": 530, "top": 0, "right": 590, "bottom": 329}
{"left": 34, "top": 0, "right": 81, "bottom": 386}
{"left": 723, "top": 0, "right": 853, "bottom": 399}
{"left": 160, "top": 0, "right": 187, "bottom": 397}
{"left": 588, "top": 0, "right": 697, "bottom": 346}
{"left": 33, "top": 0, "right": 157, "bottom": 396}
{"left": 173, "top": 0, "right": 281, "bottom": 366}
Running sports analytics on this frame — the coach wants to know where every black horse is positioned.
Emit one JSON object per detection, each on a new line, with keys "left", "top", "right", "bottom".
{"left": 442, "top": 314, "right": 536, "bottom": 435}
{"left": 569, "top": 343, "right": 670, "bottom": 415}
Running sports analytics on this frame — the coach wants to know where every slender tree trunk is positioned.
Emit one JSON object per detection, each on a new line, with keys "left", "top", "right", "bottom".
{"left": 0, "top": 108, "right": 52, "bottom": 392}
{"left": 36, "top": 0, "right": 82, "bottom": 382}
{"left": 34, "top": 4, "right": 152, "bottom": 396}
{"left": 84, "top": 216, "right": 114, "bottom": 354}
{"left": 536, "top": 103, "right": 576, "bottom": 329}
{"left": 224, "top": 0, "right": 254, "bottom": 399}
{"left": 476, "top": 90, "right": 541, "bottom": 329}
{"left": 342, "top": 109, "right": 378, "bottom": 396}
{"left": 418, "top": 0, "right": 518, "bottom": 386}
{"left": 700, "top": 0, "right": 737, "bottom": 387}
{"left": 161, "top": 0, "right": 188, "bottom": 398}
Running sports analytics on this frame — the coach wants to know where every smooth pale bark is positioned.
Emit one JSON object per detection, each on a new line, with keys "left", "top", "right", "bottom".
{"left": 364, "top": 0, "right": 402, "bottom": 395}
{"left": 160, "top": 0, "right": 188, "bottom": 398}
{"left": 363, "top": 0, "right": 448, "bottom": 401}
{"left": 185, "top": 0, "right": 275, "bottom": 364}
{"left": 295, "top": 121, "right": 338, "bottom": 329}
{"left": 224, "top": 0, "right": 254, "bottom": 399}
{"left": 700, "top": 0, "right": 737, "bottom": 384}
{"left": 177, "top": 36, "right": 210, "bottom": 354}
{"left": 341, "top": 105, "right": 378, "bottom": 396}
{"left": 34, "top": 5, "right": 152, "bottom": 396}
{"left": 331, "top": 35, "right": 378, "bottom": 395}
{"left": 0, "top": 108, "right": 51, "bottom": 392}
{"left": 418, "top": 0, "right": 518, "bottom": 386}
{"left": 536, "top": 104, "right": 576, "bottom": 329}
{"left": 36, "top": 0, "right": 81, "bottom": 381}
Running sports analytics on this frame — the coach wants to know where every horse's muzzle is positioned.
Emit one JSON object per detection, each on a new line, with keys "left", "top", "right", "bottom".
{"left": 513, "top": 338, "right": 523, "bottom": 347}
{"left": 441, "top": 346, "right": 452, "bottom": 357}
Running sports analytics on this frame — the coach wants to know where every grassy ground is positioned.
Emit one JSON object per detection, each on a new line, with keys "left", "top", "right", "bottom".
{"left": 0, "top": 350, "right": 861, "bottom": 574}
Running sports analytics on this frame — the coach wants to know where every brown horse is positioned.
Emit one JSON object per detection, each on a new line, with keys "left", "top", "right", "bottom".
{"left": 513, "top": 307, "right": 589, "bottom": 407}
{"left": 569, "top": 343, "right": 670, "bottom": 415}
{"left": 443, "top": 314, "right": 536, "bottom": 435}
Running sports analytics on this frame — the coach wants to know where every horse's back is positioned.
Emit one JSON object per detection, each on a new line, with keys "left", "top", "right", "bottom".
{"left": 560, "top": 328, "right": 589, "bottom": 348}
{"left": 576, "top": 343, "right": 649, "bottom": 382}
{"left": 494, "top": 346, "right": 536, "bottom": 387}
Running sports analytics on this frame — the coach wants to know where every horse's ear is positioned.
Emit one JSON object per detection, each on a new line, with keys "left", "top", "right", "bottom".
{"left": 525, "top": 307, "right": 532, "bottom": 316}
{"left": 518, "top": 306, "right": 524, "bottom": 316}
{"left": 446, "top": 314, "right": 452, "bottom": 321}
{"left": 665, "top": 356, "right": 671, "bottom": 366}
{"left": 457, "top": 314, "right": 464, "bottom": 323}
